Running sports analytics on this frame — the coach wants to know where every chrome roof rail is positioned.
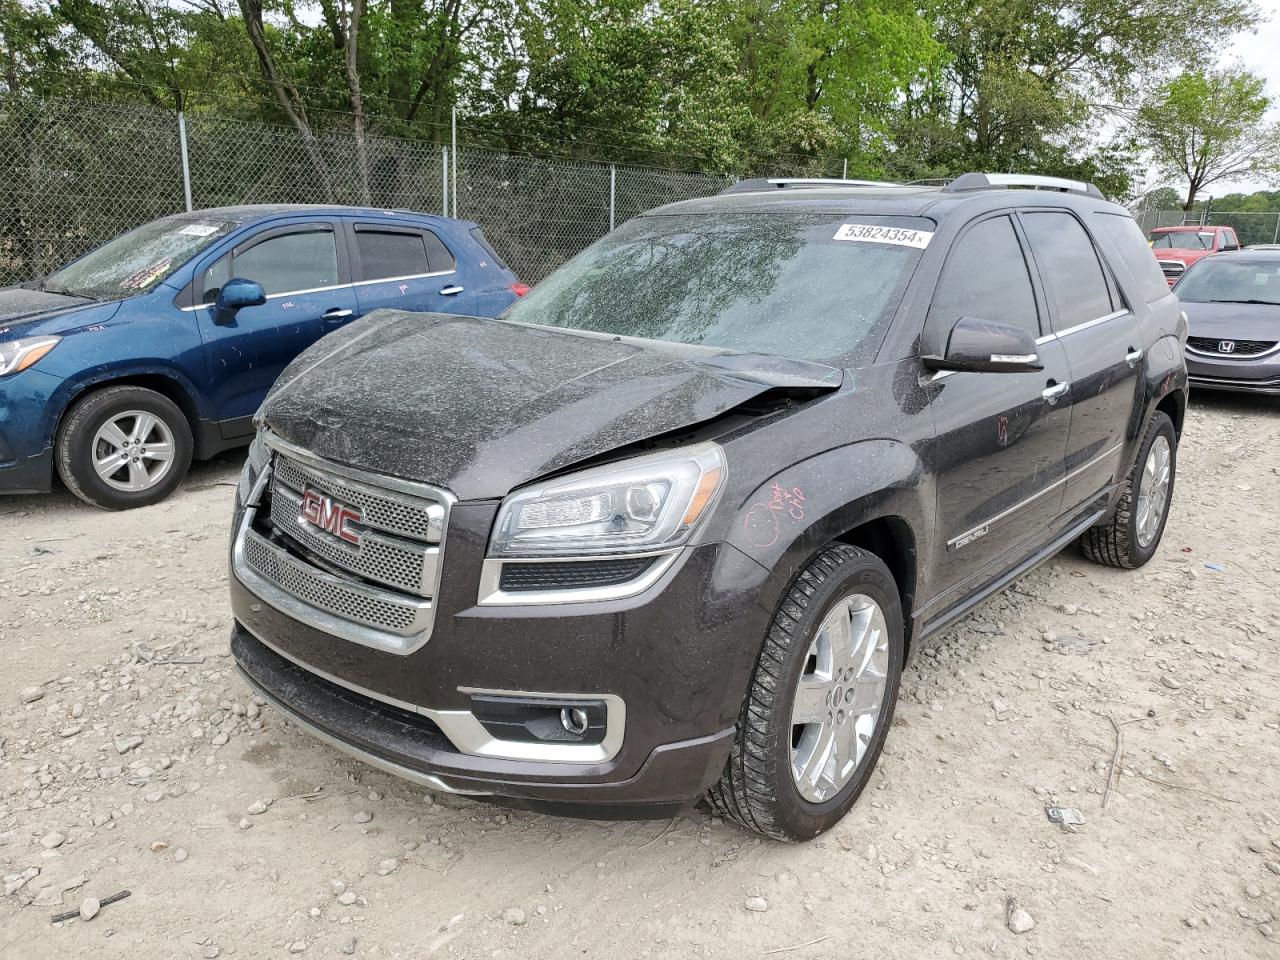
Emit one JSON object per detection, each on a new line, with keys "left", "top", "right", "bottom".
{"left": 942, "top": 172, "right": 1106, "bottom": 200}
{"left": 720, "top": 177, "right": 903, "bottom": 195}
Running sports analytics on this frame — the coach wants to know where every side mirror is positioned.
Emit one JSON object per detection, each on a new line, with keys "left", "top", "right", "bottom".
{"left": 923, "top": 316, "right": 1044, "bottom": 374}
{"left": 212, "top": 278, "right": 266, "bottom": 326}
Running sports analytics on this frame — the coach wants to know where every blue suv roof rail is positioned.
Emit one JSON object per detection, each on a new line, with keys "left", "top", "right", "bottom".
{"left": 943, "top": 172, "right": 1106, "bottom": 200}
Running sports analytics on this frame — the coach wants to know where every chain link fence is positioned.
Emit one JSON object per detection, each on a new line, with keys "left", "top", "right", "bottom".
{"left": 1, "top": 93, "right": 732, "bottom": 287}
{"left": 1135, "top": 208, "right": 1280, "bottom": 247}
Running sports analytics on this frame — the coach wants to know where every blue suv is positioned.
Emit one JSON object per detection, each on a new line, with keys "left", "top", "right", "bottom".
{"left": 0, "top": 205, "right": 522, "bottom": 508}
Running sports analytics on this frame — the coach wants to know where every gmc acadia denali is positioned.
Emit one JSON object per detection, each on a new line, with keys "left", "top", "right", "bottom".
{"left": 228, "top": 173, "right": 1188, "bottom": 840}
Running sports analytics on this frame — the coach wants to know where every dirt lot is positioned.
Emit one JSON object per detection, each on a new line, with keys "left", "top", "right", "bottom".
{"left": 2, "top": 391, "right": 1279, "bottom": 960}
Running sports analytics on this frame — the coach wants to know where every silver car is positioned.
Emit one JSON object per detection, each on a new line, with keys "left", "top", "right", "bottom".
{"left": 1175, "top": 251, "right": 1280, "bottom": 395}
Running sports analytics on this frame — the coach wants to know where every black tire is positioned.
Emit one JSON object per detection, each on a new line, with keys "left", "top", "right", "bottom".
{"left": 1078, "top": 412, "right": 1177, "bottom": 569}
{"left": 707, "top": 544, "right": 904, "bottom": 841}
{"left": 55, "top": 386, "right": 193, "bottom": 510}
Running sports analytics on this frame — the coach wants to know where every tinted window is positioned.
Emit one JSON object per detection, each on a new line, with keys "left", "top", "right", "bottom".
{"left": 357, "top": 230, "right": 430, "bottom": 280}
{"left": 1021, "top": 212, "right": 1113, "bottom": 330}
{"left": 1222, "top": 230, "right": 1239, "bottom": 251}
{"left": 202, "top": 255, "right": 231, "bottom": 303}
{"left": 423, "top": 231, "right": 455, "bottom": 272}
{"left": 1151, "top": 230, "right": 1214, "bottom": 250}
{"left": 469, "top": 226, "right": 509, "bottom": 271}
{"left": 929, "top": 216, "right": 1040, "bottom": 339}
{"left": 233, "top": 230, "right": 339, "bottom": 296}
{"left": 1093, "top": 212, "right": 1169, "bottom": 303}
{"left": 503, "top": 213, "right": 928, "bottom": 363}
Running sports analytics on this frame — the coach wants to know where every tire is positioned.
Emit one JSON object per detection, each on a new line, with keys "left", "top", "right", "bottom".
{"left": 55, "top": 386, "right": 193, "bottom": 510}
{"left": 1078, "top": 412, "right": 1177, "bottom": 570}
{"left": 707, "top": 544, "right": 904, "bottom": 841}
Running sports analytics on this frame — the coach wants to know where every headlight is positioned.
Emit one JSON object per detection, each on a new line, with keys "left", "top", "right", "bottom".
{"left": 0, "top": 336, "right": 61, "bottom": 376}
{"left": 489, "top": 442, "right": 726, "bottom": 558}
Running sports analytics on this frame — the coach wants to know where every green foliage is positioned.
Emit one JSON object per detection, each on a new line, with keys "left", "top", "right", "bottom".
{"left": 1137, "top": 67, "right": 1280, "bottom": 208}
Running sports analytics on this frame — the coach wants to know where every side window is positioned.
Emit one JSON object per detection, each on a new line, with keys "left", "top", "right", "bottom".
{"left": 201, "top": 255, "right": 230, "bottom": 304}
{"left": 1223, "top": 230, "right": 1239, "bottom": 251}
{"left": 929, "top": 215, "right": 1040, "bottom": 340}
{"left": 356, "top": 230, "right": 430, "bottom": 280}
{"left": 423, "top": 230, "right": 456, "bottom": 272}
{"left": 1092, "top": 212, "right": 1169, "bottom": 303}
{"left": 233, "top": 229, "right": 339, "bottom": 296}
{"left": 1020, "top": 212, "right": 1114, "bottom": 330}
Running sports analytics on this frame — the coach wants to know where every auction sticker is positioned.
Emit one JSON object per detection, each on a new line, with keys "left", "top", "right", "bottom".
{"left": 179, "top": 223, "right": 221, "bottom": 237}
{"left": 833, "top": 224, "right": 933, "bottom": 248}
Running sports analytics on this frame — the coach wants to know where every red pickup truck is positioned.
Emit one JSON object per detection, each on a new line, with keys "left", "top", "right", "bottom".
{"left": 1149, "top": 225, "right": 1241, "bottom": 285}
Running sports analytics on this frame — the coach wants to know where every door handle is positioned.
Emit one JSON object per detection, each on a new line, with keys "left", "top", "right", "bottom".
{"left": 1125, "top": 346, "right": 1143, "bottom": 367}
{"left": 1042, "top": 380, "right": 1070, "bottom": 404}
{"left": 323, "top": 308, "right": 353, "bottom": 322}
{"left": 440, "top": 284, "right": 464, "bottom": 296}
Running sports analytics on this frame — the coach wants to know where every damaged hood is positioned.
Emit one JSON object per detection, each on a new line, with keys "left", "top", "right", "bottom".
{"left": 262, "top": 310, "right": 841, "bottom": 500}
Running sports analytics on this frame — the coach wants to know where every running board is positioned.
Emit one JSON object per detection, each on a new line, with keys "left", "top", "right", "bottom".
{"left": 914, "top": 509, "right": 1105, "bottom": 643}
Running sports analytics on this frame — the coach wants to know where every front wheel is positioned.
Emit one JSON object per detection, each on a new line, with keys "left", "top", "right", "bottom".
{"left": 1078, "top": 411, "right": 1177, "bottom": 569}
{"left": 707, "top": 544, "right": 904, "bottom": 841}
{"left": 55, "top": 386, "right": 193, "bottom": 509}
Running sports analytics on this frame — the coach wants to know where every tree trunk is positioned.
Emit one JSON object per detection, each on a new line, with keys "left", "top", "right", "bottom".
{"left": 237, "top": 0, "right": 335, "bottom": 200}
{"left": 343, "top": 0, "right": 371, "bottom": 203}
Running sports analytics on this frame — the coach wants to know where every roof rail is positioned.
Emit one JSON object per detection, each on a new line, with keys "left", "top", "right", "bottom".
{"left": 719, "top": 177, "right": 898, "bottom": 195}
{"left": 942, "top": 172, "right": 1106, "bottom": 200}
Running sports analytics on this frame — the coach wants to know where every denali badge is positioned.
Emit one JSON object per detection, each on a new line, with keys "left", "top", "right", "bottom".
{"left": 1219, "top": 340, "right": 1236, "bottom": 354}
{"left": 301, "top": 489, "right": 362, "bottom": 545}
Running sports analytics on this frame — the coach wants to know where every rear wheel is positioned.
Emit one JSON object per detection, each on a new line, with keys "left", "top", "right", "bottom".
{"left": 1079, "top": 412, "right": 1176, "bottom": 569}
{"left": 55, "top": 386, "right": 193, "bottom": 509}
{"left": 707, "top": 544, "right": 904, "bottom": 841}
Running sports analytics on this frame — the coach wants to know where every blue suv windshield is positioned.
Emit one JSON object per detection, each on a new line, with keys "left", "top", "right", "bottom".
{"left": 501, "top": 213, "right": 930, "bottom": 363}
{"left": 44, "top": 217, "right": 235, "bottom": 300}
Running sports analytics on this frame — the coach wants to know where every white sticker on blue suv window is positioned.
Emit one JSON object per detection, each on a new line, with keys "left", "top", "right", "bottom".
{"left": 833, "top": 224, "right": 933, "bottom": 248}
{"left": 178, "top": 223, "right": 220, "bottom": 237}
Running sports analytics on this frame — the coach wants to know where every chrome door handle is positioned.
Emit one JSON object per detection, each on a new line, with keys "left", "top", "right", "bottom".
{"left": 323, "top": 308, "right": 353, "bottom": 321}
{"left": 440, "top": 285, "right": 464, "bottom": 296}
{"left": 1125, "top": 347, "right": 1143, "bottom": 367}
{"left": 1042, "top": 381, "right": 1070, "bottom": 404}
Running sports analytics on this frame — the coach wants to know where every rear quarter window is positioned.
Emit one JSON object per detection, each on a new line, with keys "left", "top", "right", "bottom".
{"left": 1093, "top": 212, "right": 1170, "bottom": 303}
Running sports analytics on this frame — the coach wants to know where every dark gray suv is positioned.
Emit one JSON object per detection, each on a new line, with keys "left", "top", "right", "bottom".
{"left": 227, "top": 173, "right": 1188, "bottom": 840}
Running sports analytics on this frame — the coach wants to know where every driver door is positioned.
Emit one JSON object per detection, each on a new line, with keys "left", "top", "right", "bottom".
{"left": 196, "top": 220, "right": 357, "bottom": 439}
{"left": 926, "top": 214, "right": 1073, "bottom": 603}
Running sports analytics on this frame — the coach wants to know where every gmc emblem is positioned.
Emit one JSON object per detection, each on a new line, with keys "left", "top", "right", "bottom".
{"left": 300, "top": 489, "right": 362, "bottom": 545}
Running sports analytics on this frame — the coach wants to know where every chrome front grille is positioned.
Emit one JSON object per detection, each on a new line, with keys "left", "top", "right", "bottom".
{"left": 269, "top": 470, "right": 439, "bottom": 595}
{"left": 234, "top": 439, "right": 452, "bottom": 653}
{"left": 1158, "top": 260, "right": 1185, "bottom": 280}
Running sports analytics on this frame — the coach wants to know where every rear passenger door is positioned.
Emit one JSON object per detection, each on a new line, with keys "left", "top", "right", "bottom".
{"left": 347, "top": 221, "right": 470, "bottom": 316}
{"left": 1019, "top": 210, "right": 1142, "bottom": 516}
{"left": 927, "top": 214, "right": 1073, "bottom": 598}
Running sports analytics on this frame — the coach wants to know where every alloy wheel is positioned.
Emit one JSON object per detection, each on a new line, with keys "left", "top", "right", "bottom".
{"left": 91, "top": 410, "right": 177, "bottom": 493}
{"left": 1135, "top": 435, "right": 1172, "bottom": 549}
{"left": 790, "top": 593, "right": 890, "bottom": 803}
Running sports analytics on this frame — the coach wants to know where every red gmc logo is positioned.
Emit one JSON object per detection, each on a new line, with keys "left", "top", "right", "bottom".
{"left": 300, "top": 489, "right": 362, "bottom": 545}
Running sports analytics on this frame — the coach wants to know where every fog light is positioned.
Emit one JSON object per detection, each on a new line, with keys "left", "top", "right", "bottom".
{"left": 560, "top": 707, "right": 589, "bottom": 736}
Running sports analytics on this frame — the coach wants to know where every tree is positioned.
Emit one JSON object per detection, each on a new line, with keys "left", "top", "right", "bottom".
{"left": 1137, "top": 68, "right": 1280, "bottom": 210}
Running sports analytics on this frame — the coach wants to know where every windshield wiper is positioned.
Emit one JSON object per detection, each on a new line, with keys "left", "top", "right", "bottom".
{"left": 1212, "top": 298, "right": 1280, "bottom": 306}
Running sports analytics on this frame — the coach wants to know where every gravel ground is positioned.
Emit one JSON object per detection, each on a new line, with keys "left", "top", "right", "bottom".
{"left": 2, "top": 391, "right": 1279, "bottom": 960}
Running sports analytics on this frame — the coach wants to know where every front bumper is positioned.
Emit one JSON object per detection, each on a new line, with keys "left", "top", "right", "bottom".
{"left": 232, "top": 624, "right": 736, "bottom": 816}
{"left": 0, "top": 447, "right": 53, "bottom": 494}
{"left": 1185, "top": 352, "right": 1280, "bottom": 395}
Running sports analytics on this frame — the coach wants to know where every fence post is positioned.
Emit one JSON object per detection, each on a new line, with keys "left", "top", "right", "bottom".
{"left": 1273, "top": 215, "right": 1279, "bottom": 245}
{"left": 609, "top": 165, "right": 617, "bottom": 232}
{"left": 451, "top": 107, "right": 458, "bottom": 219}
{"left": 441, "top": 147, "right": 448, "bottom": 217}
{"left": 842, "top": 158, "right": 848, "bottom": 179}
{"left": 177, "top": 112, "right": 194, "bottom": 213}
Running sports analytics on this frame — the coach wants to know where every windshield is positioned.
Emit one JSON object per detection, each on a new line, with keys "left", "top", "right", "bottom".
{"left": 1150, "top": 230, "right": 1215, "bottom": 250}
{"left": 44, "top": 217, "right": 235, "bottom": 299}
{"left": 1175, "top": 259, "right": 1280, "bottom": 304}
{"left": 501, "top": 213, "right": 930, "bottom": 363}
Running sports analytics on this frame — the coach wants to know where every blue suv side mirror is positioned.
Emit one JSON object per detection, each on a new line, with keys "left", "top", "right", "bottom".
{"left": 213, "top": 278, "right": 267, "bottom": 326}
